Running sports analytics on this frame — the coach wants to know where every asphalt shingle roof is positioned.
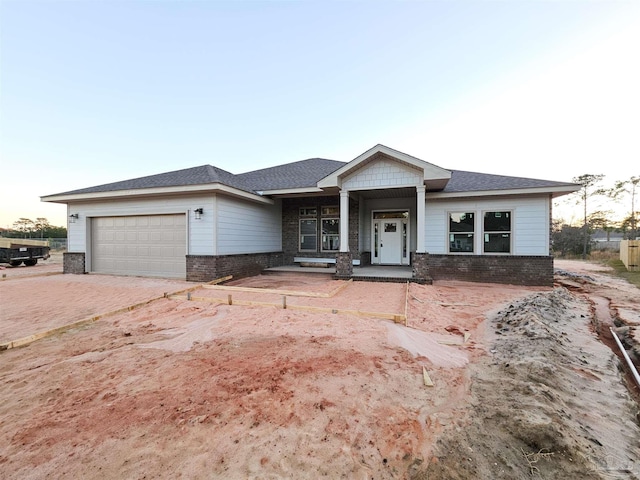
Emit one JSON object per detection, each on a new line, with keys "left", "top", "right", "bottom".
{"left": 50, "top": 158, "right": 574, "bottom": 197}
{"left": 53, "top": 164, "right": 254, "bottom": 196}
{"left": 443, "top": 170, "right": 576, "bottom": 193}
{"left": 237, "top": 158, "right": 346, "bottom": 191}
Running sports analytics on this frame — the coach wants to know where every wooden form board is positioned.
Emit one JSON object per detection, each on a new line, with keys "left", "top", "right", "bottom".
{"left": 169, "top": 293, "right": 406, "bottom": 323}
{"left": 0, "top": 275, "right": 233, "bottom": 351}
{"left": 202, "top": 279, "right": 351, "bottom": 298}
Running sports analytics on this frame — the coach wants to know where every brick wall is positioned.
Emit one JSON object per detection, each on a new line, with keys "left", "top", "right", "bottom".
{"left": 281, "top": 196, "right": 360, "bottom": 263}
{"left": 428, "top": 255, "right": 554, "bottom": 286}
{"left": 186, "top": 252, "right": 283, "bottom": 282}
{"left": 335, "top": 252, "right": 353, "bottom": 278}
{"left": 411, "top": 252, "right": 432, "bottom": 284}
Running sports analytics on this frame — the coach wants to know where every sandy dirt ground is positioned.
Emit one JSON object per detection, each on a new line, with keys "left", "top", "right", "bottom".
{"left": 0, "top": 251, "right": 63, "bottom": 279}
{"left": 0, "top": 260, "right": 638, "bottom": 479}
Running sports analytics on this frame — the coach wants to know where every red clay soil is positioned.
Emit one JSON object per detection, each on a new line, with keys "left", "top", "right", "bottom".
{"left": 0, "top": 261, "right": 638, "bottom": 479}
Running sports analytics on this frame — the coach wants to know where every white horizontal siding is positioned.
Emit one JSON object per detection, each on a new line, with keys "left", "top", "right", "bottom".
{"left": 66, "top": 195, "right": 216, "bottom": 260}
{"left": 216, "top": 197, "right": 281, "bottom": 255}
{"left": 424, "top": 196, "right": 550, "bottom": 256}
{"left": 67, "top": 205, "right": 87, "bottom": 252}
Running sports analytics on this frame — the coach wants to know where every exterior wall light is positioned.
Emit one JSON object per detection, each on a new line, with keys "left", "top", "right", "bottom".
{"left": 69, "top": 213, "right": 79, "bottom": 224}
{"left": 194, "top": 208, "right": 204, "bottom": 220}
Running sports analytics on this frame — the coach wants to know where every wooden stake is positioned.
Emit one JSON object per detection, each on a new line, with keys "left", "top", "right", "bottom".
{"left": 227, "top": 294, "right": 232, "bottom": 305}
{"left": 282, "top": 295, "right": 287, "bottom": 309}
{"left": 404, "top": 282, "right": 410, "bottom": 327}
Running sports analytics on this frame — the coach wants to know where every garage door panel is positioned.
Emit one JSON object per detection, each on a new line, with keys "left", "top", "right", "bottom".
{"left": 92, "top": 214, "right": 186, "bottom": 279}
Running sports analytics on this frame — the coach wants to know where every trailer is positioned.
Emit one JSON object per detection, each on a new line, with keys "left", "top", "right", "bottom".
{"left": 0, "top": 238, "right": 51, "bottom": 266}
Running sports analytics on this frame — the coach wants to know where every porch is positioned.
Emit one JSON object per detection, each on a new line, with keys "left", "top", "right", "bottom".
{"left": 264, "top": 264, "right": 416, "bottom": 283}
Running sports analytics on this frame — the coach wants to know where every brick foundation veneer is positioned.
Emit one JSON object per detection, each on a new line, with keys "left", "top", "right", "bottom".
{"left": 335, "top": 252, "right": 353, "bottom": 279}
{"left": 63, "top": 252, "right": 86, "bottom": 274}
{"left": 186, "top": 252, "right": 284, "bottom": 282}
{"left": 428, "top": 255, "right": 554, "bottom": 287}
{"left": 411, "top": 252, "right": 432, "bottom": 284}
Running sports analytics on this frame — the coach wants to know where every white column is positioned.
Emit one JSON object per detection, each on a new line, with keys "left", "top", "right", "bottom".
{"left": 340, "top": 190, "right": 350, "bottom": 252}
{"left": 416, "top": 185, "right": 426, "bottom": 253}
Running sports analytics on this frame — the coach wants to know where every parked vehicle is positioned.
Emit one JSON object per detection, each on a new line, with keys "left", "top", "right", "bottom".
{"left": 0, "top": 238, "right": 50, "bottom": 266}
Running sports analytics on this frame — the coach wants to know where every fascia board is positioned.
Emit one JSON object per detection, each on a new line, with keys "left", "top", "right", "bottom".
{"left": 425, "top": 185, "right": 580, "bottom": 200}
{"left": 41, "top": 183, "right": 274, "bottom": 205}
{"left": 256, "top": 187, "right": 324, "bottom": 196}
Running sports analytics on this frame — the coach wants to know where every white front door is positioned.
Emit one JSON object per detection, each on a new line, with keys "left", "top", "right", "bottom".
{"left": 380, "top": 220, "right": 402, "bottom": 264}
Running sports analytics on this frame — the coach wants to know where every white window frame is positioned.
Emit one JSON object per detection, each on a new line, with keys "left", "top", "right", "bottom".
{"left": 482, "top": 210, "right": 513, "bottom": 254}
{"left": 319, "top": 205, "right": 340, "bottom": 252}
{"left": 299, "top": 218, "right": 317, "bottom": 252}
{"left": 448, "top": 211, "right": 475, "bottom": 254}
{"left": 321, "top": 217, "right": 340, "bottom": 252}
{"left": 321, "top": 205, "right": 339, "bottom": 216}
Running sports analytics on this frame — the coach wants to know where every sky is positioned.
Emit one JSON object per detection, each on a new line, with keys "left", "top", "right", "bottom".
{"left": 1, "top": 0, "right": 639, "bottom": 229}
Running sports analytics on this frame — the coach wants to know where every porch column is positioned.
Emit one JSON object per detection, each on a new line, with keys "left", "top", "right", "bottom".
{"left": 413, "top": 184, "right": 432, "bottom": 284}
{"left": 336, "top": 189, "right": 353, "bottom": 278}
{"left": 416, "top": 185, "right": 426, "bottom": 253}
{"left": 339, "top": 190, "right": 350, "bottom": 252}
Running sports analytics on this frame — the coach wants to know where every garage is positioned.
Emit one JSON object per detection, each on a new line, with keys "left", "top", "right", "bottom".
{"left": 91, "top": 214, "right": 186, "bottom": 278}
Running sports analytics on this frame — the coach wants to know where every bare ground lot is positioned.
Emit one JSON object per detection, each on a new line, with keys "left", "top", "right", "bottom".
{"left": 0, "top": 260, "right": 639, "bottom": 479}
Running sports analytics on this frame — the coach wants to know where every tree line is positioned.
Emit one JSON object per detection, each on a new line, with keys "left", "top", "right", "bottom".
{"left": 0, "top": 218, "right": 67, "bottom": 239}
{"left": 553, "top": 175, "right": 639, "bottom": 258}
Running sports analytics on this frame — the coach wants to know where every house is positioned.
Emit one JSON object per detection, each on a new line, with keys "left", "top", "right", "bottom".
{"left": 41, "top": 144, "right": 579, "bottom": 286}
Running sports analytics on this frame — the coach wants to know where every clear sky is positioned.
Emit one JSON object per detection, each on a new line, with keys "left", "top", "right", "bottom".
{"left": 1, "top": 0, "right": 639, "bottom": 229}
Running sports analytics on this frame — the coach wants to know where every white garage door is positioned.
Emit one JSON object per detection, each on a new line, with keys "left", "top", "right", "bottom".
{"left": 92, "top": 214, "right": 186, "bottom": 278}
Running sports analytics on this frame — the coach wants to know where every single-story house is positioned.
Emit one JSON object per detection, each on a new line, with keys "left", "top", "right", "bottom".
{"left": 42, "top": 144, "right": 579, "bottom": 286}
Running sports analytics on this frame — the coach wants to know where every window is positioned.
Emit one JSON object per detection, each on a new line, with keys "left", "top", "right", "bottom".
{"left": 374, "top": 223, "right": 379, "bottom": 257}
{"left": 321, "top": 206, "right": 339, "bottom": 216}
{"left": 484, "top": 211, "right": 511, "bottom": 253}
{"left": 299, "top": 219, "right": 317, "bottom": 251}
{"left": 384, "top": 222, "right": 397, "bottom": 233}
{"left": 449, "top": 212, "right": 474, "bottom": 253}
{"left": 321, "top": 218, "right": 339, "bottom": 251}
{"left": 320, "top": 206, "right": 339, "bottom": 251}
{"left": 373, "top": 211, "right": 408, "bottom": 219}
{"left": 300, "top": 207, "right": 317, "bottom": 217}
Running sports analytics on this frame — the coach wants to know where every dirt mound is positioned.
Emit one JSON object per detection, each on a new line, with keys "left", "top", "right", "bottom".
{"left": 424, "top": 288, "right": 640, "bottom": 479}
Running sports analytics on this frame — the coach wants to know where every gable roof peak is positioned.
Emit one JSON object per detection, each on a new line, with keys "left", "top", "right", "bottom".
{"left": 317, "top": 144, "right": 452, "bottom": 189}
